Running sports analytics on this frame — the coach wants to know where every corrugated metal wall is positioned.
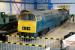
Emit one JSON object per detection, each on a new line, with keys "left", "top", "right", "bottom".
{"left": 0, "top": 0, "right": 22, "bottom": 14}
{"left": 0, "top": 0, "right": 52, "bottom": 14}
{"left": 22, "top": 0, "right": 52, "bottom": 10}
{"left": 0, "top": 2, "right": 10, "bottom": 14}
{"left": 0, "top": 0, "right": 75, "bottom": 14}
{"left": 53, "top": 4, "right": 75, "bottom": 14}
{"left": 52, "top": 0, "right": 75, "bottom": 14}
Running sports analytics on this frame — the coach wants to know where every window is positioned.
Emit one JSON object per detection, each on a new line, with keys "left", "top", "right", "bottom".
{"left": 37, "top": 16, "right": 42, "bottom": 21}
{"left": 19, "top": 13, "right": 35, "bottom": 21}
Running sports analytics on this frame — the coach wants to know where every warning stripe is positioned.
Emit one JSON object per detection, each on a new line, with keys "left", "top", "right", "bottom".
{"left": 0, "top": 40, "right": 46, "bottom": 48}
{"left": 6, "top": 35, "right": 60, "bottom": 40}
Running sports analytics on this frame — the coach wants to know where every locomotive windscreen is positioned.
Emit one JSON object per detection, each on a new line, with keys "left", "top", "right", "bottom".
{"left": 19, "top": 13, "right": 35, "bottom": 21}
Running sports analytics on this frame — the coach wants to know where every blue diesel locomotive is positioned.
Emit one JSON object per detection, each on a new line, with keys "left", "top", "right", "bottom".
{"left": 18, "top": 9, "right": 69, "bottom": 37}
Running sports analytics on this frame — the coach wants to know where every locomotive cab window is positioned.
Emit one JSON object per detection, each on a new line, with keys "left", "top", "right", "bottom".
{"left": 19, "top": 13, "right": 35, "bottom": 21}
{"left": 37, "top": 16, "right": 42, "bottom": 21}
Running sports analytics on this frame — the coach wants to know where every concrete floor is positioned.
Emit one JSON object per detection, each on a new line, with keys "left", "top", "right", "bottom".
{"left": 45, "top": 20, "right": 75, "bottom": 40}
{"left": 0, "top": 17, "right": 75, "bottom": 50}
{"left": 7, "top": 18, "right": 75, "bottom": 48}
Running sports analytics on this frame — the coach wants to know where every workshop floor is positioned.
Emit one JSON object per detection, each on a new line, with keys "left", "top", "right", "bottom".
{"left": 0, "top": 18, "right": 75, "bottom": 50}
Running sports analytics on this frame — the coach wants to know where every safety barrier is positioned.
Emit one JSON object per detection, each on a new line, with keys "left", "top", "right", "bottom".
{"left": 6, "top": 31, "right": 75, "bottom": 40}
{"left": 0, "top": 34, "right": 63, "bottom": 50}
{"left": 0, "top": 40, "right": 46, "bottom": 48}
{"left": 0, "top": 41, "right": 45, "bottom": 50}
{"left": 0, "top": 32, "right": 75, "bottom": 50}
{"left": 6, "top": 34, "right": 61, "bottom": 40}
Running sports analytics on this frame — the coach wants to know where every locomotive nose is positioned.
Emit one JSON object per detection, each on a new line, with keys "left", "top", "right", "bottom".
{"left": 18, "top": 20, "right": 36, "bottom": 33}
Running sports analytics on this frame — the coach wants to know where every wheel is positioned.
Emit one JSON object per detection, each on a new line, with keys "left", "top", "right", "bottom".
{"left": 33, "top": 33, "right": 38, "bottom": 38}
{"left": 41, "top": 28, "right": 49, "bottom": 36}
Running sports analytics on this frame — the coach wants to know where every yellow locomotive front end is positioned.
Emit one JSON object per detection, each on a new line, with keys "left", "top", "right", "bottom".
{"left": 18, "top": 20, "right": 36, "bottom": 33}
{"left": 18, "top": 11, "right": 37, "bottom": 34}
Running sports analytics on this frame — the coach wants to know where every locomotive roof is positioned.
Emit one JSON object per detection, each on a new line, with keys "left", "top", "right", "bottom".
{"left": 31, "top": 9, "right": 60, "bottom": 16}
{"left": 20, "top": 9, "right": 67, "bottom": 17}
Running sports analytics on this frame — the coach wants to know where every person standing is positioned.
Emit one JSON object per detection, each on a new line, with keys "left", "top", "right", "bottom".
{"left": 71, "top": 14, "right": 74, "bottom": 22}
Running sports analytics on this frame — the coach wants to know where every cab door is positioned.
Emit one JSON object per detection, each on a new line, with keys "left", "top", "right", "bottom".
{"left": 36, "top": 16, "right": 44, "bottom": 32}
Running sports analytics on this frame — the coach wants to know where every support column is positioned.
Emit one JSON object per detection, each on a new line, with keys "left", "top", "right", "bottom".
{"left": 34, "top": 0, "right": 37, "bottom": 10}
{"left": 48, "top": 0, "right": 53, "bottom": 10}
{"left": 10, "top": 0, "right": 12, "bottom": 15}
